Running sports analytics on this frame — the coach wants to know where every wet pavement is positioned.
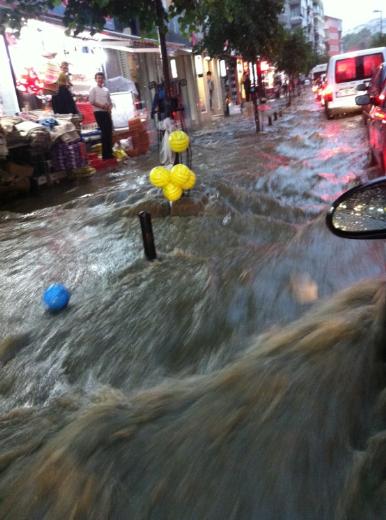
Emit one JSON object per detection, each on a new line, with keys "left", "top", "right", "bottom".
{"left": 0, "top": 90, "right": 386, "bottom": 519}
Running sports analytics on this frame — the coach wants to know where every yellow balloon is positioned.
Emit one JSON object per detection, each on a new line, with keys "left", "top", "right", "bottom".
{"left": 170, "top": 164, "right": 191, "bottom": 188}
{"left": 181, "top": 170, "right": 196, "bottom": 190}
{"left": 149, "top": 166, "right": 170, "bottom": 188}
{"left": 168, "top": 130, "right": 190, "bottom": 153}
{"left": 163, "top": 183, "right": 183, "bottom": 202}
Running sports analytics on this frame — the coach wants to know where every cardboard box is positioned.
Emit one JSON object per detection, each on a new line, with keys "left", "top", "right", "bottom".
{"left": 5, "top": 162, "right": 34, "bottom": 178}
{"left": 0, "top": 177, "right": 30, "bottom": 196}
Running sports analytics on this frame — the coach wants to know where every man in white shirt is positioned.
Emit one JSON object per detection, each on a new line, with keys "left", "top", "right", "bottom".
{"left": 89, "top": 72, "right": 114, "bottom": 160}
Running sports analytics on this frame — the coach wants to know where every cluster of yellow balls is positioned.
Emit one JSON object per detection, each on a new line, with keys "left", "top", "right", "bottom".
{"left": 149, "top": 163, "right": 196, "bottom": 202}
{"left": 149, "top": 130, "right": 196, "bottom": 202}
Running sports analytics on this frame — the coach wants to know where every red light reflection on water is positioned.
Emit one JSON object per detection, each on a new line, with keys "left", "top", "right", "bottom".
{"left": 318, "top": 172, "right": 357, "bottom": 184}
{"left": 319, "top": 192, "right": 345, "bottom": 202}
{"left": 316, "top": 171, "right": 358, "bottom": 202}
{"left": 255, "top": 151, "right": 291, "bottom": 170}
{"left": 317, "top": 146, "right": 357, "bottom": 161}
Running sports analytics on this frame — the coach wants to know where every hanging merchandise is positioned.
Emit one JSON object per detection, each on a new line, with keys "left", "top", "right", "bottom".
{"left": 43, "top": 62, "right": 61, "bottom": 93}
{"left": 16, "top": 68, "right": 44, "bottom": 95}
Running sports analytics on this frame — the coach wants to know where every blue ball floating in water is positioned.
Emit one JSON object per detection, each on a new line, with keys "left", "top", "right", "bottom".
{"left": 43, "top": 283, "right": 71, "bottom": 312}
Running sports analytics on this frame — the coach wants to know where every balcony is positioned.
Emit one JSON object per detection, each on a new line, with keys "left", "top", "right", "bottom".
{"left": 290, "top": 15, "right": 304, "bottom": 25}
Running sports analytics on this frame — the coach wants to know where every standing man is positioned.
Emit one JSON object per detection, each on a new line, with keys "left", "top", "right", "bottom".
{"left": 206, "top": 70, "right": 214, "bottom": 111}
{"left": 89, "top": 72, "right": 114, "bottom": 160}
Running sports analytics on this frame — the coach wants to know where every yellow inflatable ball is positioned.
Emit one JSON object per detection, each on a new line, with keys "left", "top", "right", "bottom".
{"left": 181, "top": 170, "right": 196, "bottom": 190}
{"left": 163, "top": 183, "right": 183, "bottom": 202}
{"left": 149, "top": 166, "right": 170, "bottom": 188}
{"left": 168, "top": 130, "right": 190, "bottom": 153}
{"left": 170, "top": 164, "right": 191, "bottom": 188}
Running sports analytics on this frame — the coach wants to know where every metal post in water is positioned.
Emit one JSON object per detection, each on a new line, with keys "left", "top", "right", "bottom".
{"left": 268, "top": 115, "right": 272, "bottom": 126}
{"left": 138, "top": 211, "right": 157, "bottom": 261}
{"left": 274, "top": 112, "right": 278, "bottom": 121}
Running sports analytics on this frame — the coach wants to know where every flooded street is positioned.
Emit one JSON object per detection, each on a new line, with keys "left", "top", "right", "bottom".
{"left": 1, "top": 92, "right": 386, "bottom": 518}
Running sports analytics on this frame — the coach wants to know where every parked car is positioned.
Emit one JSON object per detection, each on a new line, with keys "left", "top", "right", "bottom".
{"left": 356, "top": 85, "right": 386, "bottom": 174}
{"left": 323, "top": 47, "right": 386, "bottom": 119}
{"left": 356, "top": 61, "right": 386, "bottom": 124}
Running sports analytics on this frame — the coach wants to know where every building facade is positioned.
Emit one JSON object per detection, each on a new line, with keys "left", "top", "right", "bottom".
{"left": 279, "top": 0, "right": 325, "bottom": 55}
{"left": 324, "top": 16, "right": 343, "bottom": 57}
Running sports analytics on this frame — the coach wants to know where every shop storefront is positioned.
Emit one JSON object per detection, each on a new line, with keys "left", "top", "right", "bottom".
{"left": 0, "top": 15, "right": 202, "bottom": 198}
{"left": 193, "top": 54, "right": 226, "bottom": 117}
{"left": 0, "top": 19, "right": 152, "bottom": 198}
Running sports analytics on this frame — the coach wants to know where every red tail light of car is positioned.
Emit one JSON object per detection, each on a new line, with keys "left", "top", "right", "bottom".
{"left": 323, "top": 85, "right": 333, "bottom": 102}
{"left": 374, "top": 93, "right": 385, "bottom": 106}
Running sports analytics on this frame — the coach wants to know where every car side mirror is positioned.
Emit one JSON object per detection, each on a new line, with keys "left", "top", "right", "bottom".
{"left": 355, "top": 94, "right": 370, "bottom": 106}
{"left": 326, "top": 177, "right": 386, "bottom": 239}
{"left": 356, "top": 83, "right": 367, "bottom": 91}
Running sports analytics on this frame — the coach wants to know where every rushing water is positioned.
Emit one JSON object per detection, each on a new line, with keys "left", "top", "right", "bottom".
{"left": 0, "top": 92, "right": 385, "bottom": 518}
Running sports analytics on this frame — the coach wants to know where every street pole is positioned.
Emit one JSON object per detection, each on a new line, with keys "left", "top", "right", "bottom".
{"left": 2, "top": 32, "right": 21, "bottom": 112}
{"left": 251, "top": 60, "right": 260, "bottom": 133}
{"left": 155, "top": 0, "right": 171, "bottom": 97}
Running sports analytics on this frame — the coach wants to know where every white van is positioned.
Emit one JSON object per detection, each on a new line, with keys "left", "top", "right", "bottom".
{"left": 311, "top": 63, "right": 327, "bottom": 83}
{"left": 324, "top": 47, "right": 386, "bottom": 119}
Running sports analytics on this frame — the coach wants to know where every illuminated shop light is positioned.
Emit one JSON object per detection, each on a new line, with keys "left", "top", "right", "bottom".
{"left": 194, "top": 55, "right": 203, "bottom": 76}
{"left": 220, "top": 60, "right": 227, "bottom": 77}
{"left": 170, "top": 58, "right": 178, "bottom": 79}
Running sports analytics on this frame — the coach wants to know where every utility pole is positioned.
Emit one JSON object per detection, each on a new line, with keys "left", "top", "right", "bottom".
{"left": 155, "top": 0, "right": 171, "bottom": 96}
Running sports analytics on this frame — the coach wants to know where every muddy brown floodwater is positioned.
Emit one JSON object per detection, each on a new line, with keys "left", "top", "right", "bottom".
{"left": 0, "top": 92, "right": 385, "bottom": 519}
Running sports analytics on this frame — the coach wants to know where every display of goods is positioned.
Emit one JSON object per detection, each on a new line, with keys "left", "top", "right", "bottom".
{"left": 76, "top": 102, "right": 96, "bottom": 127}
{"left": 51, "top": 140, "right": 87, "bottom": 171}
{"left": 17, "top": 68, "right": 44, "bottom": 95}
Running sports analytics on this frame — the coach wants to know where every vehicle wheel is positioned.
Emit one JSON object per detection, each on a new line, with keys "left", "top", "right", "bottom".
{"left": 324, "top": 103, "right": 333, "bottom": 120}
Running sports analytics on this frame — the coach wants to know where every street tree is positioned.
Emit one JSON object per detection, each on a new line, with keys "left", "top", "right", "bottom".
{"left": 176, "top": 0, "right": 284, "bottom": 59}
{"left": 274, "top": 28, "right": 314, "bottom": 105}
{"left": 1, "top": 0, "right": 188, "bottom": 95}
{"left": 342, "top": 28, "right": 372, "bottom": 52}
{"left": 175, "top": 0, "right": 284, "bottom": 131}
{"left": 370, "top": 33, "right": 386, "bottom": 48}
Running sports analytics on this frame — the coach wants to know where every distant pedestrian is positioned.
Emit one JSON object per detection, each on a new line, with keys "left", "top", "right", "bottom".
{"left": 89, "top": 72, "right": 114, "bottom": 160}
{"left": 242, "top": 72, "right": 251, "bottom": 102}
{"left": 206, "top": 71, "right": 214, "bottom": 110}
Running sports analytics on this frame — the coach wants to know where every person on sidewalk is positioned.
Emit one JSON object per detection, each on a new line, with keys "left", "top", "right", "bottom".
{"left": 52, "top": 74, "right": 79, "bottom": 115}
{"left": 206, "top": 71, "right": 215, "bottom": 111}
{"left": 89, "top": 72, "right": 114, "bottom": 160}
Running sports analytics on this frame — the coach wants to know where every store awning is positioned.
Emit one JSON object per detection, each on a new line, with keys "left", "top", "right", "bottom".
{"left": 94, "top": 41, "right": 161, "bottom": 53}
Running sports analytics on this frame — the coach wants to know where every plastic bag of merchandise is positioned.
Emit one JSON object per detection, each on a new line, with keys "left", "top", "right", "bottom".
{"left": 158, "top": 117, "right": 175, "bottom": 166}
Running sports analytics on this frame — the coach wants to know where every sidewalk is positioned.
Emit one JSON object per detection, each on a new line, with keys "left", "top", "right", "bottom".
{"left": 0, "top": 92, "right": 300, "bottom": 213}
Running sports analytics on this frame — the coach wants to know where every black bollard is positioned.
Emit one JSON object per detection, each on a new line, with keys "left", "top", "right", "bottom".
{"left": 268, "top": 115, "right": 272, "bottom": 126}
{"left": 138, "top": 211, "right": 157, "bottom": 261}
{"left": 274, "top": 112, "right": 278, "bottom": 121}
